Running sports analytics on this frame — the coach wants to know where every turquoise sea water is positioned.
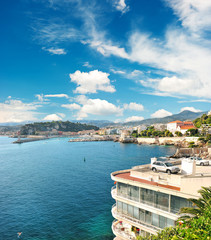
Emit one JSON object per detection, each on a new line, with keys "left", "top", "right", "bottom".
{"left": 0, "top": 136, "right": 176, "bottom": 240}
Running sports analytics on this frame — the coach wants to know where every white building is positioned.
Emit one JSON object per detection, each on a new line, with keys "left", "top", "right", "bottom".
{"left": 167, "top": 120, "right": 195, "bottom": 134}
{"left": 111, "top": 159, "right": 211, "bottom": 239}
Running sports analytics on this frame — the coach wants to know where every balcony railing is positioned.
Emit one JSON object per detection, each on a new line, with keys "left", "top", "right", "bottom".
{"left": 111, "top": 204, "right": 159, "bottom": 234}
{"left": 112, "top": 219, "right": 136, "bottom": 240}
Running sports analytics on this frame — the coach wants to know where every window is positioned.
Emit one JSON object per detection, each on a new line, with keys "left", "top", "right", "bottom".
{"left": 140, "top": 188, "right": 154, "bottom": 205}
{"left": 134, "top": 206, "right": 139, "bottom": 220}
{"left": 139, "top": 209, "right": 145, "bottom": 222}
{"left": 128, "top": 204, "right": 134, "bottom": 217}
{"left": 152, "top": 213, "right": 159, "bottom": 227}
{"left": 159, "top": 215, "right": 166, "bottom": 228}
{"left": 117, "top": 201, "right": 122, "bottom": 212}
{"left": 122, "top": 202, "right": 127, "bottom": 214}
{"left": 170, "top": 195, "right": 192, "bottom": 214}
{"left": 117, "top": 182, "right": 127, "bottom": 197}
{"left": 145, "top": 211, "right": 152, "bottom": 224}
{"left": 155, "top": 191, "right": 169, "bottom": 211}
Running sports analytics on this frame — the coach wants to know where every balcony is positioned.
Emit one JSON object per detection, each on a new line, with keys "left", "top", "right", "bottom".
{"left": 111, "top": 204, "right": 159, "bottom": 235}
{"left": 111, "top": 185, "right": 117, "bottom": 198}
{"left": 112, "top": 220, "right": 136, "bottom": 240}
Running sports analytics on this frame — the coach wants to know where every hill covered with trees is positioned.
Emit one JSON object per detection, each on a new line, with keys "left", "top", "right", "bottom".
{"left": 20, "top": 121, "right": 99, "bottom": 135}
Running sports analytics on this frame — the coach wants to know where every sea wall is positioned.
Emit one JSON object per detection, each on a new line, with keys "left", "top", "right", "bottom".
{"left": 174, "top": 147, "right": 209, "bottom": 158}
{"left": 137, "top": 137, "right": 199, "bottom": 145}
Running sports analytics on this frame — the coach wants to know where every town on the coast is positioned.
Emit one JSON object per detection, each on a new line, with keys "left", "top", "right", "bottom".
{"left": 1, "top": 110, "right": 211, "bottom": 240}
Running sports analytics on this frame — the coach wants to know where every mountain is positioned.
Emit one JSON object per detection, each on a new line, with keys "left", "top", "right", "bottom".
{"left": 124, "top": 110, "right": 207, "bottom": 126}
{"left": 70, "top": 120, "right": 114, "bottom": 128}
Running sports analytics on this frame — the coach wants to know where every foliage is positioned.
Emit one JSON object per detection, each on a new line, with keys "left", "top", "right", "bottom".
{"left": 188, "top": 141, "right": 198, "bottom": 148}
{"left": 20, "top": 121, "right": 99, "bottom": 135}
{"left": 193, "top": 114, "right": 211, "bottom": 128}
{"left": 175, "top": 131, "right": 182, "bottom": 137}
{"left": 138, "top": 126, "right": 173, "bottom": 138}
{"left": 137, "top": 186, "right": 211, "bottom": 240}
{"left": 185, "top": 128, "right": 198, "bottom": 136}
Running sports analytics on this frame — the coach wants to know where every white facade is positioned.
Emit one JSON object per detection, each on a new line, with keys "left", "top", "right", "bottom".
{"left": 111, "top": 160, "right": 211, "bottom": 239}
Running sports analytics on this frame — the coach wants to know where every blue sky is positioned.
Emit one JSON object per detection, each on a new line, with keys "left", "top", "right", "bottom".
{"left": 0, "top": 0, "right": 211, "bottom": 124}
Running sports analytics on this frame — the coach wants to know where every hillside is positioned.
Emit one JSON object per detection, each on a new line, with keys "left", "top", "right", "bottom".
{"left": 20, "top": 121, "right": 99, "bottom": 135}
{"left": 123, "top": 110, "right": 207, "bottom": 126}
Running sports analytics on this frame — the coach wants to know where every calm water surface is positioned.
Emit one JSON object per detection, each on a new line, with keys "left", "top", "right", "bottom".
{"left": 0, "top": 136, "right": 176, "bottom": 240}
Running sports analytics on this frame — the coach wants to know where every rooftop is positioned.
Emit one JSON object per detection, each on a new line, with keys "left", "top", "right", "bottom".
{"left": 111, "top": 159, "right": 211, "bottom": 198}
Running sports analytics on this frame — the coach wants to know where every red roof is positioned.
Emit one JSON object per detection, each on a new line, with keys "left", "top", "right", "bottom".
{"left": 168, "top": 120, "right": 183, "bottom": 124}
{"left": 114, "top": 172, "right": 180, "bottom": 191}
{"left": 180, "top": 125, "right": 195, "bottom": 130}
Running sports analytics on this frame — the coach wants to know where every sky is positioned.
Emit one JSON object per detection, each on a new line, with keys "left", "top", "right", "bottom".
{"left": 0, "top": 0, "right": 211, "bottom": 124}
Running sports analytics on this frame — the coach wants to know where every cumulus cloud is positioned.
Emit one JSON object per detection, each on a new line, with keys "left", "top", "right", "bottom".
{"left": 69, "top": 70, "right": 116, "bottom": 94}
{"left": 125, "top": 116, "right": 144, "bottom": 122}
{"left": 151, "top": 109, "right": 173, "bottom": 118}
{"left": 0, "top": 99, "right": 41, "bottom": 123}
{"left": 180, "top": 107, "right": 202, "bottom": 113}
{"left": 124, "top": 102, "right": 144, "bottom": 111}
{"left": 61, "top": 103, "right": 81, "bottom": 110}
{"left": 42, "top": 47, "right": 67, "bottom": 55}
{"left": 43, "top": 114, "right": 62, "bottom": 121}
{"left": 61, "top": 96, "right": 123, "bottom": 120}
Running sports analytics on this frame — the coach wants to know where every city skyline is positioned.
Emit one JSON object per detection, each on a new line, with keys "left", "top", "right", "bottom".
{"left": 1, "top": 0, "right": 211, "bottom": 124}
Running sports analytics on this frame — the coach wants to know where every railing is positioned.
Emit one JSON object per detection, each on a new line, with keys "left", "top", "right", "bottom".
{"left": 111, "top": 205, "right": 159, "bottom": 233}
{"left": 112, "top": 220, "right": 136, "bottom": 240}
{"left": 111, "top": 186, "right": 117, "bottom": 198}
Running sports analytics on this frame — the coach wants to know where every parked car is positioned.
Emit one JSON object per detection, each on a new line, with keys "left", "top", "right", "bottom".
{"left": 189, "top": 157, "right": 209, "bottom": 166}
{"left": 151, "top": 161, "right": 180, "bottom": 174}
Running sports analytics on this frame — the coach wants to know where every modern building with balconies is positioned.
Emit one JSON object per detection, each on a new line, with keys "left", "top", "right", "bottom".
{"left": 110, "top": 158, "right": 211, "bottom": 239}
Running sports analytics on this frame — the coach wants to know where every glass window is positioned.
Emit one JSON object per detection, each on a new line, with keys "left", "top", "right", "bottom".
{"left": 134, "top": 206, "right": 139, "bottom": 220}
{"left": 166, "top": 218, "right": 175, "bottom": 227}
{"left": 170, "top": 195, "right": 191, "bottom": 214}
{"left": 155, "top": 191, "right": 169, "bottom": 211}
{"left": 128, "top": 204, "right": 133, "bottom": 217}
{"left": 139, "top": 209, "right": 145, "bottom": 222}
{"left": 140, "top": 188, "right": 154, "bottom": 206}
{"left": 145, "top": 211, "right": 152, "bottom": 224}
{"left": 117, "top": 182, "right": 127, "bottom": 198}
{"left": 122, "top": 202, "right": 127, "bottom": 214}
{"left": 152, "top": 213, "right": 159, "bottom": 227}
{"left": 159, "top": 215, "right": 166, "bottom": 228}
{"left": 131, "top": 186, "right": 139, "bottom": 202}
{"left": 117, "top": 201, "right": 122, "bottom": 212}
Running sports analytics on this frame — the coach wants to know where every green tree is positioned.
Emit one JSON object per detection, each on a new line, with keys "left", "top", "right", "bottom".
{"left": 175, "top": 131, "right": 182, "bottom": 137}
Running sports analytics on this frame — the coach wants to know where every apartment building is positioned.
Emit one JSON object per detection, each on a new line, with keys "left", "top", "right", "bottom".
{"left": 111, "top": 158, "right": 211, "bottom": 239}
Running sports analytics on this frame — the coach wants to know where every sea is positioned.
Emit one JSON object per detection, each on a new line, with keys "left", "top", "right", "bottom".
{"left": 0, "top": 136, "right": 176, "bottom": 240}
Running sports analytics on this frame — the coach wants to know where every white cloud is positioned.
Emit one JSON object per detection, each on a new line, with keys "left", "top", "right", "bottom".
{"left": 57, "top": 113, "right": 66, "bottom": 118}
{"left": 165, "top": 0, "right": 211, "bottom": 33}
{"left": 125, "top": 116, "right": 144, "bottom": 122}
{"left": 76, "top": 98, "right": 123, "bottom": 120}
{"left": 124, "top": 102, "right": 144, "bottom": 111}
{"left": 0, "top": 99, "right": 41, "bottom": 123}
{"left": 35, "top": 94, "right": 44, "bottom": 102}
{"left": 45, "top": 94, "right": 69, "bottom": 98}
{"left": 114, "top": 0, "right": 129, "bottom": 13}
{"left": 61, "top": 103, "right": 81, "bottom": 110}
{"left": 42, "top": 47, "right": 67, "bottom": 55}
{"left": 43, "top": 114, "right": 62, "bottom": 121}
{"left": 83, "top": 62, "right": 92, "bottom": 68}
{"left": 69, "top": 70, "right": 116, "bottom": 94}
{"left": 151, "top": 109, "right": 173, "bottom": 118}
{"left": 110, "top": 69, "right": 126, "bottom": 74}
{"left": 180, "top": 107, "right": 202, "bottom": 113}
{"left": 62, "top": 96, "right": 123, "bottom": 120}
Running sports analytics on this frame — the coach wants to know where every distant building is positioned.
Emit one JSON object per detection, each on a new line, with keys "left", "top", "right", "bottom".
{"left": 167, "top": 120, "right": 195, "bottom": 134}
